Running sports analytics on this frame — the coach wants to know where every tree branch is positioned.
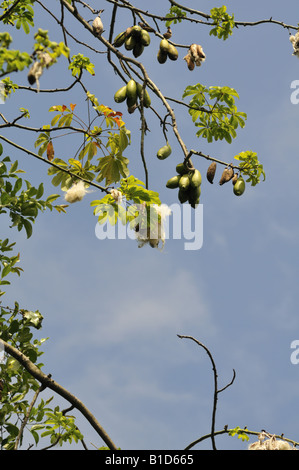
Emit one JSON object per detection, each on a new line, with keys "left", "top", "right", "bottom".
{"left": 1, "top": 339, "right": 118, "bottom": 450}
{"left": 0, "top": 134, "right": 109, "bottom": 194}
{"left": 177, "top": 335, "right": 236, "bottom": 451}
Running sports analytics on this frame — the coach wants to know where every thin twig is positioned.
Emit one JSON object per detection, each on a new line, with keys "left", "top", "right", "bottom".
{"left": 14, "top": 382, "right": 46, "bottom": 450}
{"left": 177, "top": 335, "right": 236, "bottom": 451}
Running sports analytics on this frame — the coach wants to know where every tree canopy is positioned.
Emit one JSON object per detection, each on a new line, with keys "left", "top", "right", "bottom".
{"left": 0, "top": 0, "right": 299, "bottom": 451}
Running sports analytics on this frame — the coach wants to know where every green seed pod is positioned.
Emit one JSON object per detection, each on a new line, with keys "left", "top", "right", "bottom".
{"left": 166, "top": 175, "right": 181, "bottom": 189}
{"left": 233, "top": 177, "right": 246, "bottom": 196}
{"left": 188, "top": 186, "right": 201, "bottom": 208}
{"left": 167, "top": 44, "right": 179, "bottom": 61}
{"left": 176, "top": 162, "right": 187, "bottom": 175}
{"left": 136, "top": 83, "right": 151, "bottom": 107}
{"left": 179, "top": 174, "right": 190, "bottom": 191}
{"left": 125, "top": 35, "right": 136, "bottom": 50}
{"left": 140, "top": 29, "right": 151, "bottom": 46}
{"left": 126, "top": 79, "right": 137, "bottom": 102}
{"left": 114, "top": 85, "right": 127, "bottom": 103}
{"left": 157, "top": 142, "right": 172, "bottom": 160}
{"left": 190, "top": 169, "right": 202, "bottom": 188}
{"left": 157, "top": 49, "right": 168, "bottom": 64}
{"left": 159, "top": 38, "right": 170, "bottom": 52}
{"left": 133, "top": 42, "right": 144, "bottom": 58}
{"left": 113, "top": 31, "right": 127, "bottom": 47}
{"left": 178, "top": 188, "right": 189, "bottom": 203}
{"left": 131, "top": 25, "right": 142, "bottom": 38}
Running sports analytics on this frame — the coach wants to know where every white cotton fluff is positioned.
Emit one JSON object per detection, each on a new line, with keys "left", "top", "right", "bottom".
{"left": 65, "top": 180, "right": 88, "bottom": 203}
{"left": 248, "top": 432, "right": 297, "bottom": 451}
{"left": 135, "top": 204, "right": 172, "bottom": 250}
{"left": 290, "top": 32, "right": 299, "bottom": 57}
{"left": 110, "top": 189, "right": 123, "bottom": 204}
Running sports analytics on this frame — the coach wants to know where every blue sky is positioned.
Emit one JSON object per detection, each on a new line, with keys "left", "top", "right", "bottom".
{"left": 2, "top": 0, "right": 299, "bottom": 450}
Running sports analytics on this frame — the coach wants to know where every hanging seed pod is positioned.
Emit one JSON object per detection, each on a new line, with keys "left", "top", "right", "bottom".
{"left": 157, "top": 48, "right": 168, "bottom": 64}
{"left": 206, "top": 162, "right": 217, "bottom": 184}
{"left": 232, "top": 173, "right": 238, "bottom": 185}
{"left": 159, "top": 39, "right": 170, "bottom": 53}
{"left": 219, "top": 166, "right": 234, "bottom": 185}
{"left": 140, "top": 29, "right": 151, "bottom": 46}
{"left": 131, "top": 25, "right": 142, "bottom": 38}
{"left": 233, "top": 176, "right": 246, "bottom": 196}
{"left": 113, "top": 31, "right": 127, "bottom": 47}
{"left": 184, "top": 52, "right": 195, "bottom": 71}
{"left": 167, "top": 44, "right": 179, "bottom": 61}
{"left": 133, "top": 42, "right": 144, "bottom": 58}
{"left": 189, "top": 43, "right": 206, "bottom": 66}
{"left": 163, "top": 27, "right": 172, "bottom": 39}
{"left": 166, "top": 175, "right": 181, "bottom": 189}
{"left": 125, "top": 35, "right": 136, "bottom": 50}
{"left": 92, "top": 13, "right": 104, "bottom": 36}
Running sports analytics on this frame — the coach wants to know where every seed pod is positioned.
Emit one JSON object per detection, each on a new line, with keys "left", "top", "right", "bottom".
{"left": 232, "top": 173, "right": 238, "bottom": 185}
{"left": 189, "top": 43, "right": 206, "bottom": 66}
{"left": 163, "top": 27, "right": 172, "bottom": 39}
{"left": 159, "top": 39, "right": 170, "bottom": 52}
{"left": 131, "top": 25, "right": 142, "bottom": 38}
{"left": 127, "top": 103, "right": 138, "bottom": 114}
{"left": 113, "top": 31, "right": 127, "bottom": 47}
{"left": 157, "top": 49, "right": 168, "bottom": 64}
{"left": 157, "top": 142, "right": 172, "bottom": 160}
{"left": 184, "top": 52, "right": 195, "bottom": 71}
{"left": 178, "top": 188, "right": 189, "bottom": 203}
{"left": 126, "top": 79, "right": 137, "bottom": 102}
{"left": 140, "top": 29, "right": 151, "bottom": 46}
{"left": 92, "top": 15, "right": 104, "bottom": 36}
{"left": 133, "top": 42, "right": 144, "bottom": 58}
{"left": 114, "top": 85, "right": 127, "bottom": 103}
{"left": 206, "top": 162, "right": 217, "bottom": 184}
{"left": 167, "top": 44, "right": 178, "bottom": 61}
{"left": 136, "top": 83, "right": 151, "bottom": 107}
{"left": 190, "top": 169, "right": 202, "bottom": 188}
{"left": 219, "top": 166, "right": 234, "bottom": 185}
{"left": 166, "top": 175, "right": 181, "bottom": 189}
{"left": 179, "top": 174, "right": 191, "bottom": 191}
{"left": 188, "top": 186, "right": 201, "bottom": 208}
{"left": 233, "top": 176, "right": 245, "bottom": 196}
{"left": 125, "top": 35, "right": 136, "bottom": 50}
{"left": 176, "top": 162, "right": 188, "bottom": 175}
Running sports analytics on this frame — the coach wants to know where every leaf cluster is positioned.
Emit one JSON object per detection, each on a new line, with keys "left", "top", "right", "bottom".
{"left": 234, "top": 151, "right": 266, "bottom": 186}
{"left": 183, "top": 83, "right": 246, "bottom": 143}
{"left": 209, "top": 6, "right": 235, "bottom": 40}
{"left": 0, "top": 149, "right": 61, "bottom": 239}
{"left": 35, "top": 98, "right": 131, "bottom": 191}
{"left": 0, "top": 0, "right": 35, "bottom": 34}
{"left": 0, "top": 302, "right": 83, "bottom": 449}
{"left": 91, "top": 175, "right": 161, "bottom": 227}
{"left": 165, "top": 6, "right": 187, "bottom": 27}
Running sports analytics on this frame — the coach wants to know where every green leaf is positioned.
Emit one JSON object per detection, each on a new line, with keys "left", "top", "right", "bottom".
{"left": 22, "top": 219, "right": 33, "bottom": 239}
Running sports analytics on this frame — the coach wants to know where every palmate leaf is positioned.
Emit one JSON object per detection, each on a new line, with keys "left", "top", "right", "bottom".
{"left": 96, "top": 155, "right": 129, "bottom": 186}
{"left": 183, "top": 83, "right": 247, "bottom": 143}
{"left": 234, "top": 151, "right": 266, "bottom": 186}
